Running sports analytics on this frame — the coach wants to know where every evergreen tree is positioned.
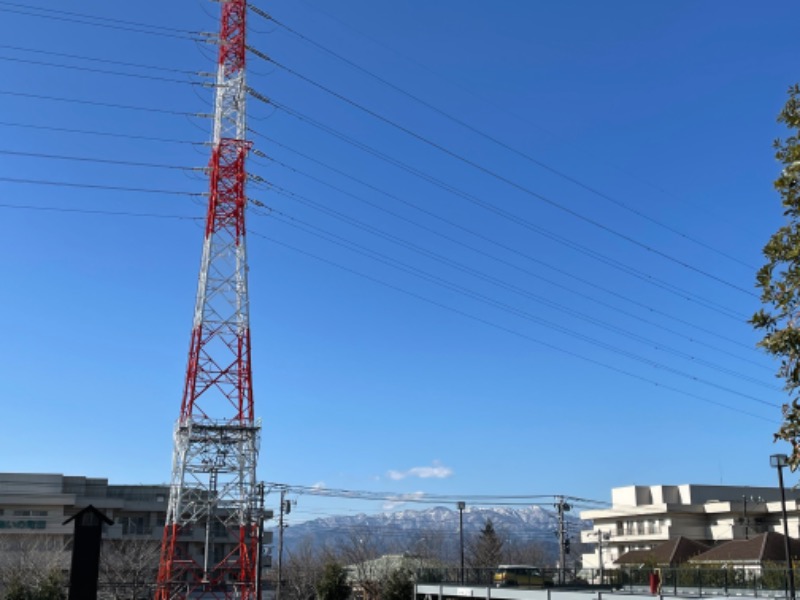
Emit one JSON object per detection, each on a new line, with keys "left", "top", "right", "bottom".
{"left": 753, "top": 83, "right": 800, "bottom": 468}
{"left": 317, "top": 561, "right": 350, "bottom": 600}
{"left": 467, "top": 519, "right": 504, "bottom": 570}
{"left": 382, "top": 568, "right": 413, "bottom": 600}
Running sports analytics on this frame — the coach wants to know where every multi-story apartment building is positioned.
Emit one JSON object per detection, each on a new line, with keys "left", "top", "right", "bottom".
{"left": 580, "top": 484, "right": 800, "bottom": 571}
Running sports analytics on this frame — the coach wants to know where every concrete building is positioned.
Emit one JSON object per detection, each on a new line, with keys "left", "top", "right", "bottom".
{"left": 0, "top": 472, "right": 168, "bottom": 543}
{"left": 580, "top": 484, "right": 800, "bottom": 572}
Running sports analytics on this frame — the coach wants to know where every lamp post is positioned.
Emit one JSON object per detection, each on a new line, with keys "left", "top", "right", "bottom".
{"left": 457, "top": 501, "right": 466, "bottom": 584}
{"left": 771, "top": 453, "right": 796, "bottom": 600}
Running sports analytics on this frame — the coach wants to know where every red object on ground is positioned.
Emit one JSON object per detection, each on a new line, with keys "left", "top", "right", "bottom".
{"left": 649, "top": 572, "right": 661, "bottom": 595}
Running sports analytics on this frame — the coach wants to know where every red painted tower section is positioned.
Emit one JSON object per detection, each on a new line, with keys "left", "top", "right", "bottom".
{"left": 155, "top": 1, "right": 260, "bottom": 598}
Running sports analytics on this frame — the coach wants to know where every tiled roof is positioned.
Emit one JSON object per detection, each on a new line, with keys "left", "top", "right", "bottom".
{"left": 615, "top": 536, "right": 709, "bottom": 566}
{"left": 690, "top": 532, "right": 800, "bottom": 564}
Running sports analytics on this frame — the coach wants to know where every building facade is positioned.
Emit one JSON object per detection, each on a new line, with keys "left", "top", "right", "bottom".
{"left": 580, "top": 484, "right": 800, "bottom": 571}
{"left": 0, "top": 472, "right": 168, "bottom": 543}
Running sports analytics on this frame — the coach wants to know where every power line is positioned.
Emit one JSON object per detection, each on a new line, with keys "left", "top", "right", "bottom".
{"left": 267, "top": 482, "right": 598, "bottom": 506}
{"left": 0, "top": 176, "right": 771, "bottom": 416}
{"left": 3, "top": 151, "right": 765, "bottom": 384}
{"left": 254, "top": 57, "right": 756, "bottom": 298}
{"left": 0, "top": 88, "right": 204, "bottom": 117}
{"left": 0, "top": 1, "right": 204, "bottom": 41}
{"left": 254, "top": 142, "right": 765, "bottom": 365}
{"left": 261, "top": 204, "right": 775, "bottom": 399}
{"left": 0, "top": 176, "right": 203, "bottom": 197}
{"left": 0, "top": 119, "right": 204, "bottom": 146}
{"left": 256, "top": 11, "right": 753, "bottom": 272}
{"left": 0, "top": 202, "right": 200, "bottom": 221}
{"left": 0, "top": 42, "right": 199, "bottom": 75}
{"left": 0, "top": 148, "right": 200, "bottom": 172}
{"left": 272, "top": 0, "right": 747, "bottom": 273}
{"left": 253, "top": 132, "right": 757, "bottom": 352}
{"left": 259, "top": 176, "right": 774, "bottom": 387}
{"left": 248, "top": 227, "right": 778, "bottom": 421}
{"left": 0, "top": 53, "right": 200, "bottom": 86}
{"left": 248, "top": 101, "right": 744, "bottom": 320}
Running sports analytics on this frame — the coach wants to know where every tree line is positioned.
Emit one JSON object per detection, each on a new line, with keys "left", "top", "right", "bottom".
{"left": 0, "top": 519, "right": 552, "bottom": 600}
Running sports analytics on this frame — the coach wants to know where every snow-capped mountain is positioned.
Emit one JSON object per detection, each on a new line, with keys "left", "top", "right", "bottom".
{"left": 273, "top": 504, "right": 587, "bottom": 561}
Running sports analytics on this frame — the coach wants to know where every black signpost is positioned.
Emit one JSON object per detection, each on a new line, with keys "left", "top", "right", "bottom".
{"left": 63, "top": 505, "right": 113, "bottom": 600}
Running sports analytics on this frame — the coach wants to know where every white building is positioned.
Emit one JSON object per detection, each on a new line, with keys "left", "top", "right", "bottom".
{"left": 580, "top": 484, "right": 800, "bottom": 571}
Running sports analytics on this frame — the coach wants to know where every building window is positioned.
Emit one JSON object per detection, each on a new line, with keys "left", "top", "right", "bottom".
{"left": 122, "top": 516, "right": 148, "bottom": 535}
{"left": 12, "top": 510, "right": 47, "bottom": 517}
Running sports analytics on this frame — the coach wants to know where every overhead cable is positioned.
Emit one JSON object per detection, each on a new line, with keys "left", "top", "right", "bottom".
{"left": 248, "top": 226, "right": 778, "bottom": 420}
{"left": 256, "top": 12, "right": 753, "bottom": 271}
{"left": 254, "top": 57, "right": 756, "bottom": 297}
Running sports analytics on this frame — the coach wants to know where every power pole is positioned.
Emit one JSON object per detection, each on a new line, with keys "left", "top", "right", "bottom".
{"left": 743, "top": 495, "right": 749, "bottom": 540}
{"left": 277, "top": 488, "right": 291, "bottom": 600}
{"left": 154, "top": 1, "right": 260, "bottom": 598}
{"left": 555, "top": 497, "right": 571, "bottom": 585}
{"left": 256, "top": 483, "right": 266, "bottom": 599}
{"left": 591, "top": 530, "right": 609, "bottom": 585}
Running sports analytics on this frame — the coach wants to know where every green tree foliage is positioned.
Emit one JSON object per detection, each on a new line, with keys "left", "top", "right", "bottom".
{"left": 753, "top": 83, "right": 800, "bottom": 468}
{"left": 381, "top": 568, "right": 413, "bottom": 600}
{"left": 3, "top": 575, "right": 30, "bottom": 600}
{"left": 316, "top": 562, "right": 350, "bottom": 600}
{"left": 467, "top": 519, "right": 504, "bottom": 570}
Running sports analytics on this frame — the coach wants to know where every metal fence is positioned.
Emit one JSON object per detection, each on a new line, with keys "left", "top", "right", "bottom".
{"left": 411, "top": 566, "right": 798, "bottom": 598}
{"left": 613, "top": 566, "right": 794, "bottom": 597}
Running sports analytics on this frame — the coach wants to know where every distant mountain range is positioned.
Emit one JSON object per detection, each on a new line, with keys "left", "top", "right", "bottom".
{"left": 273, "top": 504, "right": 588, "bottom": 563}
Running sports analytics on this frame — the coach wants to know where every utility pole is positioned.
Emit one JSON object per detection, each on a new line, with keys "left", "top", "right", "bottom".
{"left": 457, "top": 501, "right": 466, "bottom": 584}
{"left": 154, "top": 0, "right": 260, "bottom": 598}
{"left": 592, "top": 530, "right": 609, "bottom": 585}
{"left": 256, "top": 483, "right": 265, "bottom": 599}
{"left": 277, "top": 488, "right": 291, "bottom": 600}
{"left": 743, "top": 495, "right": 750, "bottom": 540}
{"left": 555, "top": 497, "right": 571, "bottom": 585}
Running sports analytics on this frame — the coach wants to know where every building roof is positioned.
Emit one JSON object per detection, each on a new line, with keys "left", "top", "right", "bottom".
{"left": 615, "top": 536, "right": 709, "bottom": 567}
{"left": 689, "top": 532, "right": 800, "bottom": 565}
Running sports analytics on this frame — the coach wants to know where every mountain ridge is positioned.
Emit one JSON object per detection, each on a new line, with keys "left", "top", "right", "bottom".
{"left": 274, "top": 504, "right": 588, "bottom": 563}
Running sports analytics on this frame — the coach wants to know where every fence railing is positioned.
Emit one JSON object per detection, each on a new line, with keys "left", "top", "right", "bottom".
{"left": 412, "top": 565, "right": 799, "bottom": 598}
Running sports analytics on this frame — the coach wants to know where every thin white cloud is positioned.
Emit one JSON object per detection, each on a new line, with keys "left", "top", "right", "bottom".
{"left": 387, "top": 460, "right": 453, "bottom": 481}
{"left": 311, "top": 481, "right": 326, "bottom": 490}
{"left": 383, "top": 491, "right": 426, "bottom": 510}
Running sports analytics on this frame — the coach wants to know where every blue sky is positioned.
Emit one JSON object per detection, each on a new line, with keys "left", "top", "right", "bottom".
{"left": 1, "top": 0, "right": 799, "bottom": 523}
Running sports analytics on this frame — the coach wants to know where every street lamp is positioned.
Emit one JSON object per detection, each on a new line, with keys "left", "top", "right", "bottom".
{"left": 457, "top": 501, "right": 466, "bottom": 583}
{"left": 771, "top": 453, "right": 796, "bottom": 600}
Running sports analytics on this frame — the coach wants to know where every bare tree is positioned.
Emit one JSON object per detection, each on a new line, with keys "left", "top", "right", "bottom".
{"left": 0, "top": 536, "right": 69, "bottom": 597}
{"left": 279, "top": 537, "right": 327, "bottom": 600}
{"left": 408, "top": 530, "right": 450, "bottom": 563}
{"left": 503, "top": 538, "right": 549, "bottom": 566}
{"left": 97, "top": 538, "right": 160, "bottom": 600}
{"left": 338, "top": 529, "right": 383, "bottom": 600}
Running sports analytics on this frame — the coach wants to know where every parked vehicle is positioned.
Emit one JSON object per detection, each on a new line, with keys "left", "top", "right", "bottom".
{"left": 493, "top": 565, "right": 554, "bottom": 588}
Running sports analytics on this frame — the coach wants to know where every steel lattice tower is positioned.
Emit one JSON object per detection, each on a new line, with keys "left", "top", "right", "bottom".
{"left": 155, "top": 0, "right": 260, "bottom": 598}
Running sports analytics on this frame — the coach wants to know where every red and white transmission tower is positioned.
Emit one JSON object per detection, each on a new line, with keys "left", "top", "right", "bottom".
{"left": 156, "top": 0, "right": 261, "bottom": 598}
